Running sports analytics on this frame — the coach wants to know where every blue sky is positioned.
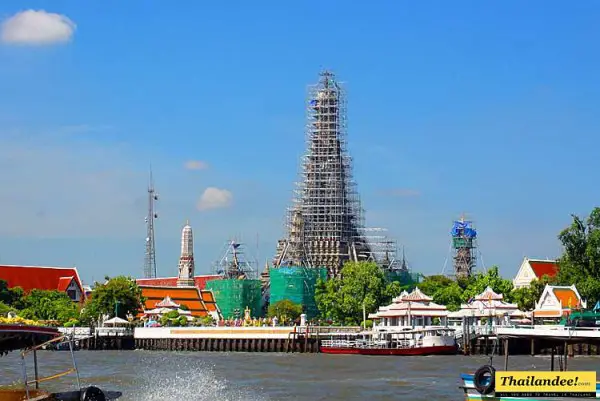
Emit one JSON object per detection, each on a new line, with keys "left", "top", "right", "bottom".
{"left": 0, "top": 1, "right": 598, "bottom": 284}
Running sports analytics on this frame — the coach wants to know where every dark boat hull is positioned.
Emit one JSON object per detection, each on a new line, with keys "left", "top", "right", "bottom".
{"left": 320, "top": 344, "right": 458, "bottom": 355}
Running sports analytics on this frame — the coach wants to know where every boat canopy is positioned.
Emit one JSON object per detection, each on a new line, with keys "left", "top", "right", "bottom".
{"left": 0, "top": 324, "right": 59, "bottom": 356}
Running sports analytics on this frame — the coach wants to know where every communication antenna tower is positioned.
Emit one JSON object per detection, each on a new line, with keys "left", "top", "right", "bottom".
{"left": 144, "top": 170, "right": 159, "bottom": 278}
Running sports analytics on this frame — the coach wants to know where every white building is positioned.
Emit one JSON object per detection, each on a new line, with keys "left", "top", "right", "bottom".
{"left": 369, "top": 288, "right": 449, "bottom": 328}
{"left": 513, "top": 257, "right": 559, "bottom": 289}
{"left": 533, "top": 284, "right": 586, "bottom": 321}
{"left": 448, "top": 286, "right": 519, "bottom": 328}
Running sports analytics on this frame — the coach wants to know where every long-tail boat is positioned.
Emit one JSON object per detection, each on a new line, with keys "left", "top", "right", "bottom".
{"left": 0, "top": 324, "right": 121, "bottom": 401}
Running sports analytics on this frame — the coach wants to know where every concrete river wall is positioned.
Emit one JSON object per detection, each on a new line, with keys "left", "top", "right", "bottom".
{"left": 133, "top": 326, "right": 363, "bottom": 353}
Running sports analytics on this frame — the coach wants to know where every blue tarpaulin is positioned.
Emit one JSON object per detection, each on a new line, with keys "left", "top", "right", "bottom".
{"left": 451, "top": 220, "right": 477, "bottom": 238}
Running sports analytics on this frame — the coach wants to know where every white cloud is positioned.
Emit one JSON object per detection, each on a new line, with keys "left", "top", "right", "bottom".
{"left": 184, "top": 160, "right": 209, "bottom": 170}
{"left": 1, "top": 10, "right": 76, "bottom": 45}
{"left": 197, "top": 187, "right": 233, "bottom": 211}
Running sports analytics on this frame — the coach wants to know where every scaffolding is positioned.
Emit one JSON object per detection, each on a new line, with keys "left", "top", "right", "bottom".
{"left": 273, "top": 70, "right": 372, "bottom": 277}
{"left": 269, "top": 266, "right": 327, "bottom": 319}
{"left": 360, "top": 227, "right": 403, "bottom": 271}
{"left": 205, "top": 279, "right": 262, "bottom": 319}
{"left": 450, "top": 216, "right": 478, "bottom": 278}
{"left": 212, "top": 240, "right": 257, "bottom": 280}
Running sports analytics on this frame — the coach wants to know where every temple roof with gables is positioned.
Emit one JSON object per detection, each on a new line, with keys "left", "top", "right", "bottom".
{"left": 156, "top": 295, "right": 180, "bottom": 308}
{"left": 394, "top": 287, "right": 432, "bottom": 303}
{"left": 447, "top": 287, "right": 518, "bottom": 318}
{"left": 534, "top": 284, "right": 587, "bottom": 318}
{"left": 474, "top": 286, "right": 504, "bottom": 301}
{"left": 370, "top": 287, "right": 447, "bottom": 319}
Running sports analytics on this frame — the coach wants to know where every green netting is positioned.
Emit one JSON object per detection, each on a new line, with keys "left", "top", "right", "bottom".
{"left": 452, "top": 237, "right": 473, "bottom": 248}
{"left": 205, "top": 279, "right": 262, "bottom": 319}
{"left": 386, "top": 269, "right": 421, "bottom": 288}
{"left": 269, "top": 266, "right": 328, "bottom": 319}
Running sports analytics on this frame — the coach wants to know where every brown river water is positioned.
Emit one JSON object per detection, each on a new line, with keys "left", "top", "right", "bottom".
{"left": 1, "top": 351, "right": 599, "bottom": 400}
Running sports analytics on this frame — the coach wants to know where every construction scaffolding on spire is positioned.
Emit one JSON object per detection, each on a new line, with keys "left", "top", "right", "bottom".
{"left": 450, "top": 215, "right": 478, "bottom": 279}
{"left": 273, "top": 70, "right": 373, "bottom": 277}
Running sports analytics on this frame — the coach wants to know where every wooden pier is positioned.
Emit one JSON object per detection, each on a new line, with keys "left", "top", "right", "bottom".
{"left": 463, "top": 326, "right": 600, "bottom": 356}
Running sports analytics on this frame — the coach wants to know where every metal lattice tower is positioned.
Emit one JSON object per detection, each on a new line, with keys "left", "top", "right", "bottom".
{"left": 273, "top": 70, "right": 371, "bottom": 277}
{"left": 143, "top": 171, "right": 159, "bottom": 278}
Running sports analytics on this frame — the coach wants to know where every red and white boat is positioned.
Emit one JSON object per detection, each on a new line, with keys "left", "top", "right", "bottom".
{"left": 320, "top": 327, "right": 458, "bottom": 356}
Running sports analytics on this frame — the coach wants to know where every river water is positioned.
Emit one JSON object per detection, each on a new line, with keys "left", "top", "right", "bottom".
{"left": 1, "top": 351, "right": 599, "bottom": 400}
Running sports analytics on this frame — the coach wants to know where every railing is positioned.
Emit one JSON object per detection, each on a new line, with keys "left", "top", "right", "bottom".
{"left": 306, "top": 326, "right": 363, "bottom": 336}
{"left": 456, "top": 324, "right": 600, "bottom": 341}
{"left": 58, "top": 327, "right": 92, "bottom": 338}
{"left": 321, "top": 338, "right": 424, "bottom": 349}
{"left": 95, "top": 327, "right": 133, "bottom": 337}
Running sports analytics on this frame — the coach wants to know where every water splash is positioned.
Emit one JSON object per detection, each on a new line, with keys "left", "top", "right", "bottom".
{"left": 129, "top": 355, "right": 268, "bottom": 401}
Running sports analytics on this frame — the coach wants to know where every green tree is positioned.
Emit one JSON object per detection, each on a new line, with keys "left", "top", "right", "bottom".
{"left": 419, "top": 275, "right": 463, "bottom": 311}
{"left": 462, "top": 266, "right": 514, "bottom": 302}
{"left": 419, "top": 275, "right": 455, "bottom": 296}
{"left": 159, "top": 310, "right": 187, "bottom": 327}
{"left": 0, "top": 301, "right": 13, "bottom": 315}
{"left": 315, "top": 261, "right": 395, "bottom": 325}
{"left": 0, "top": 280, "right": 11, "bottom": 304}
{"left": 433, "top": 282, "right": 464, "bottom": 311}
{"left": 267, "top": 299, "right": 303, "bottom": 321}
{"left": 511, "top": 275, "right": 556, "bottom": 311}
{"left": 0, "top": 280, "right": 25, "bottom": 309}
{"left": 82, "top": 276, "right": 145, "bottom": 323}
{"left": 555, "top": 208, "right": 600, "bottom": 303}
{"left": 18, "top": 289, "right": 79, "bottom": 324}
{"left": 385, "top": 280, "right": 403, "bottom": 300}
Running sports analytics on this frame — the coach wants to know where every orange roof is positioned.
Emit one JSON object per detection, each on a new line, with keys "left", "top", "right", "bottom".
{"left": 552, "top": 288, "right": 581, "bottom": 308}
{"left": 533, "top": 310, "right": 563, "bottom": 317}
{"left": 529, "top": 260, "right": 558, "bottom": 279}
{"left": 136, "top": 275, "right": 221, "bottom": 290}
{"left": 200, "top": 290, "right": 218, "bottom": 312}
{"left": 0, "top": 265, "right": 85, "bottom": 299}
{"left": 140, "top": 286, "right": 209, "bottom": 317}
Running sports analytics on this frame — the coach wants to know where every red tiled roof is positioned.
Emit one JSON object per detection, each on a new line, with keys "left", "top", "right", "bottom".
{"left": 0, "top": 265, "right": 85, "bottom": 299}
{"left": 529, "top": 260, "right": 558, "bottom": 279}
{"left": 57, "top": 277, "right": 74, "bottom": 292}
{"left": 136, "top": 275, "right": 221, "bottom": 290}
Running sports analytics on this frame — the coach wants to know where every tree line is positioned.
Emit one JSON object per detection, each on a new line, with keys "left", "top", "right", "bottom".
{"left": 0, "top": 275, "right": 144, "bottom": 326}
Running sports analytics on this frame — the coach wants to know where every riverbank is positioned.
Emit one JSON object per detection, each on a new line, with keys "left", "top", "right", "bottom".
{"left": 63, "top": 325, "right": 600, "bottom": 356}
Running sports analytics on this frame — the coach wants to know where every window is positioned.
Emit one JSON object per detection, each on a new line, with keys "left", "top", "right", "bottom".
{"left": 67, "top": 290, "right": 77, "bottom": 300}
